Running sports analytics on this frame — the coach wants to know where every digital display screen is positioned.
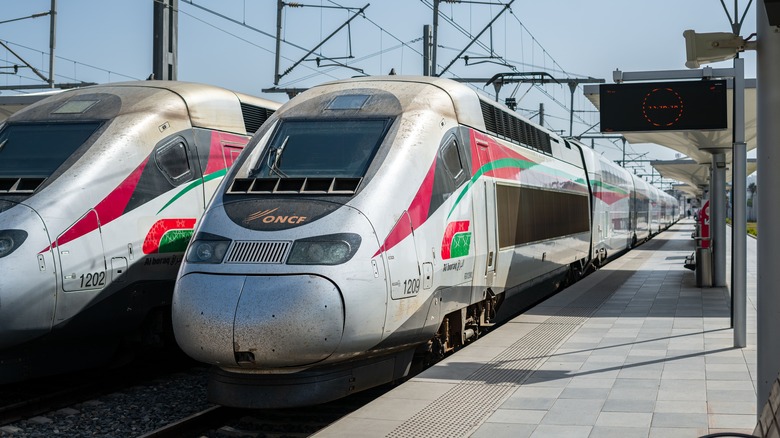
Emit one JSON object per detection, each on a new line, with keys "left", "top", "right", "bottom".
{"left": 599, "top": 80, "right": 728, "bottom": 132}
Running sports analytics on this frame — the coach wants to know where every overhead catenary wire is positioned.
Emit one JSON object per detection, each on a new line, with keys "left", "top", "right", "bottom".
{"left": 8, "top": 1, "right": 598, "bottom": 141}
{"left": 176, "top": 0, "right": 342, "bottom": 83}
{"left": 0, "top": 38, "right": 141, "bottom": 87}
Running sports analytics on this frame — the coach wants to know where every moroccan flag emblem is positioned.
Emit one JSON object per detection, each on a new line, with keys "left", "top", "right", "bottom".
{"left": 143, "top": 218, "right": 197, "bottom": 254}
{"left": 441, "top": 220, "right": 471, "bottom": 259}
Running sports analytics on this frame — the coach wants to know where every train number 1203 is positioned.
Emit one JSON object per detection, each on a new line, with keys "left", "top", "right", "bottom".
{"left": 80, "top": 271, "right": 106, "bottom": 288}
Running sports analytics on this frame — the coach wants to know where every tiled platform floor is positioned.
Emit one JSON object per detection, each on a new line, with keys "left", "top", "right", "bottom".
{"left": 314, "top": 219, "right": 759, "bottom": 438}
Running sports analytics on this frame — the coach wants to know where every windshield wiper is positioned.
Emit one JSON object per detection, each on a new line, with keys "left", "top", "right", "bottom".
{"left": 268, "top": 135, "right": 289, "bottom": 178}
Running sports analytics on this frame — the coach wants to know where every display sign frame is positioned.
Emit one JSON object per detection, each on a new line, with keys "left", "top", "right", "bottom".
{"left": 599, "top": 79, "right": 728, "bottom": 132}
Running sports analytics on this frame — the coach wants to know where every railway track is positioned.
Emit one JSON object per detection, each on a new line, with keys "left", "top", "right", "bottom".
{"left": 0, "top": 351, "right": 204, "bottom": 435}
{"left": 0, "top": 377, "right": 111, "bottom": 427}
{"left": 140, "top": 383, "right": 396, "bottom": 438}
{"left": 137, "top": 406, "right": 236, "bottom": 438}
{"left": 0, "top": 363, "right": 391, "bottom": 437}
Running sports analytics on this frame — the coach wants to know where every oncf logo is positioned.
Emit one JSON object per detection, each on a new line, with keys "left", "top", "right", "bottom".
{"left": 245, "top": 208, "right": 308, "bottom": 225}
{"left": 262, "top": 215, "right": 307, "bottom": 224}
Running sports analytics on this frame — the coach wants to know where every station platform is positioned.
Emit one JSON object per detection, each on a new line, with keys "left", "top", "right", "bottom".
{"left": 314, "top": 218, "right": 760, "bottom": 438}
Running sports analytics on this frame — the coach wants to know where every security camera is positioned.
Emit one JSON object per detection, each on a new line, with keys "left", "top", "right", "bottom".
{"left": 683, "top": 30, "right": 744, "bottom": 69}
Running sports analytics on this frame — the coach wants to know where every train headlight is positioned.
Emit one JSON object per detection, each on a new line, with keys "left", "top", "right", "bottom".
{"left": 186, "top": 239, "right": 231, "bottom": 264}
{"left": 287, "top": 233, "right": 361, "bottom": 265}
{"left": 0, "top": 230, "right": 27, "bottom": 259}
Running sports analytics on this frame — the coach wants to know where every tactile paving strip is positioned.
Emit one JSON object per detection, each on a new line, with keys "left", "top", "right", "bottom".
{"left": 387, "top": 257, "right": 646, "bottom": 438}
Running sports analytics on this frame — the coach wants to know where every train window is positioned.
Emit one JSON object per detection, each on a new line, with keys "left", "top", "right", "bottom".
{"left": 0, "top": 122, "right": 102, "bottom": 178}
{"left": 251, "top": 118, "right": 390, "bottom": 179}
{"left": 155, "top": 139, "right": 192, "bottom": 185}
{"left": 496, "top": 184, "right": 590, "bottom": 247}
{"left": 326, "top": 95, "right": 370, "bottom": 110}
{"left": 441, "top": 137, "right": 464, "bottom": 181}
{"left": 52, "top": 99, "right": 99, "bottom": 115}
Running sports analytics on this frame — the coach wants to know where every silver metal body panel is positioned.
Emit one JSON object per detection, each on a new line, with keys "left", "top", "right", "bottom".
{"left": 173, "top": 273, "right": 344, "bottom": 368}
{"left": 0, "top": 202, "right": 56, "bottom": 348}
{"left": 81, "top": 81, "right": 278, "bottom": 135}
{"left": 174, "top": 200, "right": 388, "bottom": 362}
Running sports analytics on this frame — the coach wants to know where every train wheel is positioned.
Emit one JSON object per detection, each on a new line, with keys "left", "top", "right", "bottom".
{"left": 595, "top": 249, "right": 606, "bottom": 268}
{"left": 566, "top": 260, "right": 585, "bottom": 285}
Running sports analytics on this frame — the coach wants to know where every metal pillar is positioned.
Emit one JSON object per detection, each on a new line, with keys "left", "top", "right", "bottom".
{"left": 153, "top": 0, "right": 178, "bottom": 81}
{"left": 431, "top": 0, "right": 439, "bottom": 77}
{"left": 711, "top": 152, "right": 727, "bottom": 287}
{"left": 48, "top": 0, "right": 56, "bottom": 87}
{"left": 731, "top": 57, "right": 747, "bottom": 348}
{"left": 757, "top": 1, "right": 780, "bottom": 414}
{"left": 568, "top": 82, "right": 576, "bottom": 136}
{"left": 423, "top": 25, "right": 432, "bottom": 76}
{"left": 622, "top": 138, "right": 626, "bottom": 167}
{"left": 273, "top": 0, "right": 282, "bottom": 85}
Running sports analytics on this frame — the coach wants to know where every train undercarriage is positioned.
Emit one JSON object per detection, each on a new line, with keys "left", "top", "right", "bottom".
{"left": 419, "top": 289, "right": 504, "bottom": 366}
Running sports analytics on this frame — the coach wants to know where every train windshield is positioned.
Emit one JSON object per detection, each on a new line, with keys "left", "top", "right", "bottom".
{"left": 0, "top": 122, "right": 102, "bottom": 177}
{"left": 251, "top": 119, "right": 390, "bottom": 178}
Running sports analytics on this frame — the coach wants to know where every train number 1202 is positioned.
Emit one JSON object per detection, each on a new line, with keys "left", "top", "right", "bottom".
{"left": 403, "top": 278, "right": 420, "bottom": 295}
{"left": 80, "top": 271, "right": 106, "bottom": 288}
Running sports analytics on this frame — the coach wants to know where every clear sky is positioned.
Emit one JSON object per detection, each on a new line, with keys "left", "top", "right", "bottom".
{"left": 0, "top": 0, "right": 758, "bottom": 185}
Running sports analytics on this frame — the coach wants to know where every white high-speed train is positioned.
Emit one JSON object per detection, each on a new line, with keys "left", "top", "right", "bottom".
{"left": 171, "top": 76, "right": 678, "bottom": 408}
{"left": 0, "top": 81, "right": 278, "bottom": 382}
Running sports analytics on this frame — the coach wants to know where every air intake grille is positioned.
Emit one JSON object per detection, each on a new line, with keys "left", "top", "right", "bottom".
{"left": 240, "top": 103, "right": 275, "bottom": 133}
{"left": 479, "top": 100, "right": 552, "bottom": 154}
{"left": 227, "top": 177, "right": 362, "bottom": 195}
{"left": 225, "top": 241, "right": 291, "bottom": 264}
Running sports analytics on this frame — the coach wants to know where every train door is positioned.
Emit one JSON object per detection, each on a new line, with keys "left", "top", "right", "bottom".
{"left": 384, "top": 211, "right": 421, "bottom": 300}
{"left": 55, "top": 209, "right": 107, "bottom": 322}
{"left": 470, "top": 132, "right": 498, "bottom": 291}
{"left": 482, "top": 181, "right": 498, "bottom": 285}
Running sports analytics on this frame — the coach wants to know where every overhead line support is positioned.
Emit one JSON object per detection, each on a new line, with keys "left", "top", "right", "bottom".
{"left": 273, "top": 3, "right": 369, "bottom": 85}
{"left": 435, "top": 0, "right": 515, "bottom": 77}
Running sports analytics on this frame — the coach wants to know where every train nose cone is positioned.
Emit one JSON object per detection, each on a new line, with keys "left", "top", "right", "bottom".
{"left": 0, "top": 203, "right": 56, "bottom": 349}
{"left": 173, "top": 273, "right": 344, "bottom": 368}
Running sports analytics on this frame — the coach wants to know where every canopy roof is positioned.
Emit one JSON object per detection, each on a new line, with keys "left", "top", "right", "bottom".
{"left": 651, "top": 159, "right": 757, "bottom": 194}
